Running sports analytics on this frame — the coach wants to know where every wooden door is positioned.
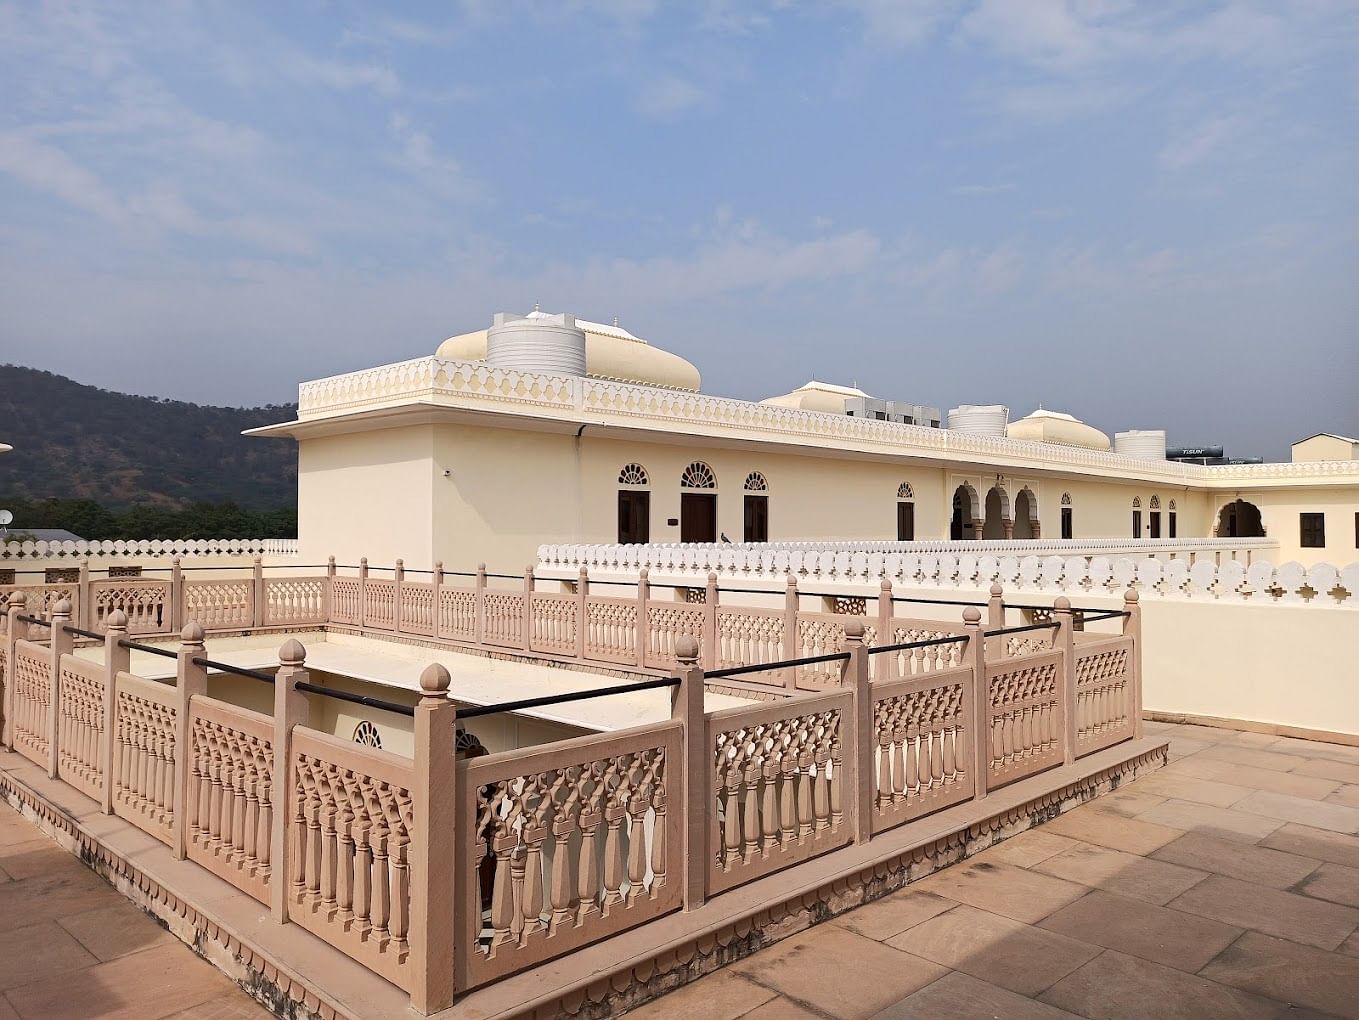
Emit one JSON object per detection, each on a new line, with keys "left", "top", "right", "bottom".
{"left": 681, "top": 492, "right": 717, "bottom": 543}
{"left": 744, "top": 495, "right": 768, "bottom": 542}
{"left": 617, "top": 490, "right": 650, "bottom": 544}
{"left": 896, "top": 502, "right": 915, "bottom": 541}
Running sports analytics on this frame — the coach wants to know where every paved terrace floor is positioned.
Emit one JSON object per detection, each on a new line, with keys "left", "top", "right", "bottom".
{"left": 0, "top": 799, "right": 269, "bottom": 1019}
{"left": 628, "top": 721, "right": 1359, "bottom": 1020}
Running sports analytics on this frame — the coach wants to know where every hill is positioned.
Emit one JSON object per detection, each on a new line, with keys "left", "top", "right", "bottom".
{"left": 0, "top": 365, "right": 296, "bottom": 512}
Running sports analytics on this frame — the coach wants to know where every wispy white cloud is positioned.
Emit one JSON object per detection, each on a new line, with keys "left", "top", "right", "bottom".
{"left": 1159, "top": 112, "right": 1250, "bottom": 171}
{"left": 635, "top": 74, "right": 708, "bottom": 117}
{"left": 0, "top": 131, "right": 124, "bottom": 222}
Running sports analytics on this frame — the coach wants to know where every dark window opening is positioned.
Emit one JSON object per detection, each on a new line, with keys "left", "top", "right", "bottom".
{"left": 617, "top": 490, "right": 650, "bottom": 544}
{"left": 1168, "top": 512, "right": 1177, "bottom": 539}
{"left": 744, "top": 494, "right": 769, "bottom": 543}
{"left": 1300, "top": 512, "right": 1326, "bottom": 549}
{"left": 1149, "top": 511, "right": 1162, "bottom": 539}
{"left": 1132, "top": 510, "right": 1142, "bottom": 538}
{"left": 1061, "top": 507, "right": 1073, "bottom": 540}
{"left": 897, "top": 502, "right": 915, "bottom": 541}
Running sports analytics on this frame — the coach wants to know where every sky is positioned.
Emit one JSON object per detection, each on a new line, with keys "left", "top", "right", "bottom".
{"left": 1, "top": 1, "right": 1357, "bottom": 460}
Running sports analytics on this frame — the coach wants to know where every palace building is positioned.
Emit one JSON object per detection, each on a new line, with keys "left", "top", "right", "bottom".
{"left": 248, "top": 308, "right": 1359, "bottom": 572}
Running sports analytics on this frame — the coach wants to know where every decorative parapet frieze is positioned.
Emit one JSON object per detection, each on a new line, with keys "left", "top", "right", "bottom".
{"left": 1, "top": 538, "right": 298, "bottom": 561}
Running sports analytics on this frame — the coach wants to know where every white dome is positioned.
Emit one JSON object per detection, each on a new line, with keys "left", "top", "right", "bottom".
{"left": 760, "top": 380, "right": 870, "bottom": 414}
{"left": 1007, "top": 408, "right": 1111, "bottom": 451}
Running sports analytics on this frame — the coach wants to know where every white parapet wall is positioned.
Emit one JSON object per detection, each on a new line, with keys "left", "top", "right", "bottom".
{"left": 1, "top": 538, "right": 299, "bottom": 560}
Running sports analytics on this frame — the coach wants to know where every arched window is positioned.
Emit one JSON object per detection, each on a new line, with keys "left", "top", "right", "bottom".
{"left": 353, "top": 721, "right": 382, "bottom": 749}
{"left": 1060, "top": 492, "right": 1072, "bottom": 505}
{"left": 1132, "top": 497, "right": 1143, "bottom": 538}
{"left": 743, "top": 472, "right": 768, "bottom": 541}
{"left": 1150, "top": 495, "right": 1161, "bottom": 509}
{"left": 1169, "top": 499, "right": 1177, "bottom": 510}
{"left": 1132, "top": 497, "right": 1142, "bottom": 507}
{"left": 1060, "top": 492, "right": 1073, "bottom": 539}
{"left": 896, "top": 482, "right": 915, "bottom": 540}
{"left": 618, "top": 463, "right": 649, "bottom": 486}
{"left": 681, "top": 462, "right": 717, "bottom": 489}
{"left": 1168, "top": 499, "right": 1178, "bottom": 538}
{"left": 618, "top": 464, "right": 650, "bottom": 543}
{"left": 1148, "top": 494, "right": 1163, "bottom": 537}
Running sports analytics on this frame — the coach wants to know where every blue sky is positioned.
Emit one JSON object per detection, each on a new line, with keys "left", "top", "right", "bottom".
{"left": 1, "top": 1, "right": 1356, "bottom": 458}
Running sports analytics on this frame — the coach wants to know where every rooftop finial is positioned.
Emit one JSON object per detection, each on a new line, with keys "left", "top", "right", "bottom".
{"left": 533, "top": 301, "right": 540, "bottom": 313}
{"left": 612, "top": 315, "right": 619, "bottom": 327}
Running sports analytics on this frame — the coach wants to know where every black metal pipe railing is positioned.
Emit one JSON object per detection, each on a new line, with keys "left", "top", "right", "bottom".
{"left": 984, "top": 621, "right": 1060, "bottom": 638}
{"left": 15, "top": 614, "right": 51, "bottom": 627}
{"left": 705, "top": 650, "right": 850, "bottom": 681}
{"left": 62, "top": 624, "right": 105, "bottom": 641}
{"left": 456, "top": 676, "right": 681, "bottom": 720}
{"left": 118, "top": 638, "right": 179, "bottom": 660}
{"left": 1078, "top": 609, "right": 1131, "bottom": 623}
{"left": 867, "top": 634, "right": 969, "bottom": 656}
{"left": 191, "top": 656, "right": 275, "bottom": 684}
{"left": 294, "top": 682, "right": 414, "bottom": 717}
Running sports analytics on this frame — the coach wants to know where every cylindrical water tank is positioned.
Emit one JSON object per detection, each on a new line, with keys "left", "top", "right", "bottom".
{"left": 1114, "top": 429, "right": 1167, "bottom": 460}
{"left": 947, "top": 404, "right": 1010, "bottom": 437}
{"left": 485, "top": 310, "right": 587, "bottom": 376}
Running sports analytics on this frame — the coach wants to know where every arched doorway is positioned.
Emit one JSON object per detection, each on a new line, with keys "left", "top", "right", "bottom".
{"left": 896, "top": 482, "right": 915, "bottom": 541}
{"left": 680, "top": 462, "right": 718, "bottom": 542}
{"left": 616, "top": 463, "right": 651, "bottom": 544}
{"left": 950, "top": 484, "right": 979, "bottom": 540}
{"left": 983, "top": 486, "right": 1009, "bottom": 540}
{"left": 1014, "top": 488, "right": 1039, "bottom": 539}
{"left": 1218, "top": 499, "right": 1265, "bottom": 538}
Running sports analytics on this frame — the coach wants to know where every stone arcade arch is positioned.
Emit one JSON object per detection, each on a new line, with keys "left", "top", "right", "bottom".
{"left": 950, "top": 483, "right": 981, "bottom": 540}
{"left": 1217, "top": 499, "right": 1265, "bottom": 538}
{"left": 982, "top": 485, "right": 1010, "bottom": 540}
{"left": 1013, "top": 487, "right": 1040, "bottom": 539}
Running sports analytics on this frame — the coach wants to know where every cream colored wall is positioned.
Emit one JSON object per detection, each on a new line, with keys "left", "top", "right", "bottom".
{"left": 1217, "top": 486, "right": 1359, "bottom": 564}
{"left": 1292, "top": 435, "right": 1358, "bottom": 462}
{"left": 297, "top": 427, "right": 436, "bottom": 567}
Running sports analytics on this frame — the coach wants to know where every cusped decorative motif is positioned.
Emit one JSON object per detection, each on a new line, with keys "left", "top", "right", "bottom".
{"left": 681, "top": 462, "right": 717, "bottom": 489}
{"left": 353, "top": 720, "right": 382, "bottom": 749}
{"left": 745, "top": 471, "right": 769, "bottom": 492}
{"left": 1150, "top": 495, "right": 1161, "bottom": 509}
{"left": 1060, "top": 492, "right": 1072, "bottom": 506}
{"left": 897, "top": 482, "right": 914, "bottom": 499}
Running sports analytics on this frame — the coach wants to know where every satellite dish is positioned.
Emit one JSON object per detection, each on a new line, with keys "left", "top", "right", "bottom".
{"left": 0, "top": 510, "right": 12, "bottom": 526}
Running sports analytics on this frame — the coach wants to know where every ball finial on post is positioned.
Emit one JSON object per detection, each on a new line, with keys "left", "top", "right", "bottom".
{"left": 53, "top": 598, "right": 72, "bottom": 617}
{"left": 181, "top": 621, "right": 205, "bottom": 645}
{"left": 278, "top": 637, "right": 306, "bottom": 665}
{"left": 990, "top": 582, "right": 1003, "bottom": 597}
{"left": 1054, "top": 595, "right": 1071, "bottom": 612}
{"left": 1124, "top": 587, "right": 1139, "bottom": 604}
{"left": 675, "top": 636, "right": 700, "bottom": 665}
{"left": 843, "top": 617, "right": 866, "bottom": 640}
{"left": 420, "top": 662, "right": 451, "bottom": 694}
{"left": 963, "top": 606, "right": 982, "bottom": 624}
{"left": 106, "top": 609, "right": 128, "bottom": 630}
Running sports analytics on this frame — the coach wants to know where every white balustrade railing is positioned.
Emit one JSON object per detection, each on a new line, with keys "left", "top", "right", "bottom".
{"left": 1, "top": 537, "right": 298, "bottom": 560}
{"left": 537, "top": 542, "right": 1359, "bottom": 608}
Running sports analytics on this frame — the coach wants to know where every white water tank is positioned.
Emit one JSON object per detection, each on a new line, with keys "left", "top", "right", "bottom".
{"left": 1114, "top": 429, "right": 1167, "bottom": 460}
{"left": 947, "top": 404, "right": 1010, "bottom": 438}
{"left": 485, "top": 309, "right": 588, "bottom": 376}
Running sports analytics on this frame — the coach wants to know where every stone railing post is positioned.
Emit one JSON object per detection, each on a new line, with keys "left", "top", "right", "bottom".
{"left": 1123, "top": 588, "right": 1143, "bottom": 738}
{"left": 4, "top": 594, "right": 28, "bottom": 750}
{"left": 703, "top": 572, "right": 719, "bottom": 670}
{"left": 964, "top": 607, "right": 989, "bottom": 800}
{"left": 358, "top": 558, "right": 370, "bottom": 629}
{"left": 394, "top": 559, "right": 406, "bottom": 632}
{"left": 252, "top": 556, "right": 265, "bottom": 629}
{"left": 522, "top": 566, "right": 535, "bottom": 652}
{"left": 877, "top": 579, "right": 893, "bottom": 680}
{"left": 1054, "top": 596, "right": 1076, "bottom": 766}
{"left": 173, "top": 623, "right": 209, "bottom": 860}
{"left": 840, "top": 619, "right": 873, "bottom": 844}
{"left": 410, "top": 663, "right": 458, "bottom": 1014}
{"left": 100, "top": 610, "right": 130, "bottom": 814}
{"left": 47, "top": 598, "right": 74, "bottom": 779}
{"left": 78, "top": 559, "right": 91, "bottom": 632}
{"left": 672, "top": 636, "right": 706, "bottom": 911}
{"left": 987, "top": 583, "right": 1004, "bottom": 632}
{"left": 432, "top": 560, "right": 444, "bottom": 638}
{"left": 576, "top": 567, "right": 590, "bottom": 662}
{"left": 635, "top": 568, "right": 649, "bottom": 669}
{"left": 783, "top": 574, "right": 799, "bottom": 691}
{"left": 271, "top": 638, "right": 311, "bottom": 922}
{"left": 474, "top": 563, "right": 487, "bottom": 646}
{"left": 324, "top": 556, "right": 336, "bottom": 623}
{"left": 169, "top": 557, "right": 184, "bottom": 634}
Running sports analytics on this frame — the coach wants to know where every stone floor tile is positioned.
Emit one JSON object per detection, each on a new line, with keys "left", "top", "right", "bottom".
{"left": 1200, "top": 930, "right": 1359, "bottom": 1019}
{"left": 1169, "top": 756, "right": 1342, "bottom": 800}
{"left": 1294, "top": 861, "right": 1359, "bottom": 909}
{"left": 4, "top": 942, "right": 243, "bottom": 1020}
{"left": 0, "top": 867, "right": 124, "bottom": 926}
{"left": 736, "top": 997, "right": 825, "bottom": 1020}
{"left": 1232, "top": 790, "right": 1359, "bottom": 835}
{"left": 0, "top": 815, "right": 49, "bottom": 849}
{"left": 58, "top": 903, "right": 175, "bottom": 962}
{"left": 1090, "top": 788, "right": 1167, "bottom": 818}
{"left": 1161, "top": 723, "right": 1234, "bottom": 743}
{"left": 911, "top": 860, "right": 1087, "bottom": 924}
{"left": 0, "top": 920, "right": 98, "bottom": 991}
{"left": 624, "top": 968, "right": 776, "bottom": 1020}
{"left": 1341, "top": 930, "right": 1359, "bottom": 958}
{"left": 1196, "top": 745, "right": 1308, "bottom": 772}
{"left": 1134, "top": 799, "right": 1282, "bottom": 845}
{"left": 1150, "top": 831, "right": 1322, "bottom": 889}
{"left": 1219, "top": 730, "right": 1289, "bottom": 748}
{"left": 832, "top": 890, "right": 958, "bottom": 942}
{"left": 885, "top": 903, "right": 1099, "bottom": 997}
{"left": 1032, "top": 842, "right": 1209, "bottom": 905}
{"left": 1038, "top": 889, "right": 1242, "bottom": 972}
{"left": 871, "top": 970, "right": 1082, "bottom": 1020}
{"left": 0, "top": 997, "right": 18, "bottom": 1020}
{"left": 162, "top": 995, "right": 272, "bottom": 1020}
{"left": 975, "top": 829, "right": 1081, "bottom": 868}
{"left": 1327, "top": 785, "right": 1359, "bottom": 809}
{"left": 0, "top": 839, "right": 74, "bottom": 882}
{"left": 1042, "top": 807, "right": 1183, "bottom": 856}
{"left": 1295, "top": 758, "right": 1359, "bottom": 785}
{"left": 1039, "top": 949, "right": 1280, "bottom": 1020}
{"left": 1167, "top": 874, "right": 1359, "bottom": 950}
{"left": 1130, "top": 771, "right": 1253, "bottom": 809}
{"left": 1268, "top": 737, "right": 1359, "bottom": 764}
{"left": 1260, "top": 822, "right": 1359, "bottom": 870}
{"left": 730, "top": 924, "right": 946, "bottom": 1019}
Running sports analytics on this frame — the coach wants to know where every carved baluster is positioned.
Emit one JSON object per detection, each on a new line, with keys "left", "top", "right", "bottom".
{"left": 352, "top": 790, "right": 374, "bottom": 932}
{"left": 548, "top": 792, "right": 580, "bottom": 933}
{"left": 877, "top": 728, "right": 892, "bottom": 808}
{"left": 650, "top": 779, "right": 667, "bottom": 889}
{"left": 321, "top": 767, "right": 339, "bottom": 910}
{"left": 231, "top": 741, "right": 248, "bottom": 863}
{"left": 760, "top": 753, "right": 779, "bottom": 854}
{"left": 930, "top": 710, "right": 945, "bottom": 789}
{"left": 258, "top": 766, "right": 273, "bottom": 874}
{"left": 721, "top": 765, "right": 741, "bottom": 868}
{"left": 243, "top": 748, "right": 260, "bottom": 867}
{"left": 370, "top": 798, "right": 391, "bottom": 943}
{"left": 575, "top": 807, "right": 602, "bottom": 922}
{"left": 292, "top": 762, "right": 311, "bottom": 901}
{"left": 195, "top": 726, "right": 213, "bottom": 843}
{"left": 519, "top": 791, "right": 549, "bottom": 938}
{"left": 336, "top": 780, "right": 355, "bottom": 923}
{"left": 812, "top": 735, "right": 831, "bottom": 833}
{"left": 388, "top": 795, "right": 411, "bottom": 956}
{"left": 306, "top": 769, "right": 324, "bottom": 897}
{"left": 601, "top": 795, "right": 626, "bottom": 909}
{"left": 741, "top": 759, "right": 761, "bottom": 861}
{"left": 625, "top": 785, "right": 648, "bottom": 904}
{"left": 796, "top": 748, "right": 813, "bottom": 840}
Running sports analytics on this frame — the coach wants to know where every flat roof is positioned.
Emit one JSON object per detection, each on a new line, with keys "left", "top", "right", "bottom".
{"left": 78, "top": 630, "right": 753, "bottom": 732}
